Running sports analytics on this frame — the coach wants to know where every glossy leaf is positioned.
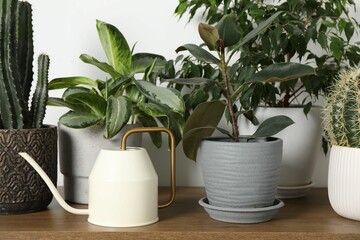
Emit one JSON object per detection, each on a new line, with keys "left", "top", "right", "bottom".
{"left": 176, "top": 44, "right": 220, "bottom": 64}
{"left": 96, "top": 20, "right": 131, "bottom": 74}
{"left": 246, "top": 63, "right": 315, "bottom": 83}
{"left": 80, "top": 54, "right": 121, "bottom": 79}
{"left": 59, "top": 111, "right": 102, "bottom": 128}
{"left": 251, "top": 115, "right": 294, "bottom": 138}
{"left": 138, "top": 101, "right": 184, "bottom": 146}
{"left": 49, "top": 76, "right": 97, "bottom": 90}
{"left": 137, "top": 112, "right": 162, "bottom": 148}
{"left": 216, "top": 14, "right": 241, "bottom": 47}
{"left": 235, "top": 11, "right": 283, "bottom": 49}
{"left": 131, "top": 53, "right": 167, "bottom": 74}
{"left": 183, "top": 100, "right": 226, "bottom": 161}
{"left": 134, "top": 80, "right": 185, "bottom": 115}
{"left": 165, "top": 77, "right": 216, "bottom": 86}
{"left": 64, "top": 92, "right": 106, "bottom": 117}
{"left": 104, "top": 96, "right": 132, "bottom": 139}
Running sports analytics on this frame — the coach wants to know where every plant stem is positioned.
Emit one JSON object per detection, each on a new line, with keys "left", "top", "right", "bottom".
{"left": 219, "top": 39, "right": 239, "bottom": 141}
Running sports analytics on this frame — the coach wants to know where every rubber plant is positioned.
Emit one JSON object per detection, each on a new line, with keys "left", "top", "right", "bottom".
{"left": 175, "top": 0, "right": 360, "bottom": 115}
{"left": 169, "top": 13, "right": 316, "bottom": 160}
{"left": 0, "top": 0, "right": 50, "bottom": 129}
{"left": 48, "top": 20, "right": 185, "bottom": 147}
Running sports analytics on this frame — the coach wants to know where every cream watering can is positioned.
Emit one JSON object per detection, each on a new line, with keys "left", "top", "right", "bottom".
{"left": 19, "top": 127, "right": 176, "bottom": 228}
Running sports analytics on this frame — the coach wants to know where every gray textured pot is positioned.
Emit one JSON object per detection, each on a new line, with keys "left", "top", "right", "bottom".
{"left": 198, "top": 137, "right": 282, "bottom": 209}
{"left": 59, "top": 123, "right": 141, "bottom": 204}
{"left": 0, "top": 125, "right": 57, "bottom": 214}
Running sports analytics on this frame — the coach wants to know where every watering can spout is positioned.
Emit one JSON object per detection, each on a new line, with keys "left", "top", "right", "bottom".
{"left": 19, "top": 152, "right": 89, "bottom": 215}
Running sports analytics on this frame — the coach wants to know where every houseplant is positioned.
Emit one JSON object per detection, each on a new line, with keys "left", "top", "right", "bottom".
{"left": 48, "top": 20, "right": 185, "bottom": 203}
{"left": 0, "top": 0, "right": 56, "bottom": 214}
{"left": 175, "top": 0, "right": 360, "bottom": 195}
{"left": 323, "top": 66, "right": 360, "bottom": 221}
{"left": 169, "top": 13, "right": 318, "bottom": 223}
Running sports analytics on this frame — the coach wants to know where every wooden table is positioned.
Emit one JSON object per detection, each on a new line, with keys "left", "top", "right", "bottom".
{"left": 0, "top": 187, "right": 359, "bottom": 240}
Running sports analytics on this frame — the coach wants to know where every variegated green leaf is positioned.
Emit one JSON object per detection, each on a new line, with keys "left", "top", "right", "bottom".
{"left": 104, "top": 95, "right": 132, "bottom": 139}
{"left": 64, "top": 92, "right": 106, "bottom": 117}
{"left": 49, "top": 76, "right": 97, "bottom": 90}
{"left": 96, "top": 20, "right": 131, "bottom": 74}
{"left": 59, "top": 111, "right": 102, "bottom": 128}
{"left": 134, "top": 80, "right": 185, "bottom": 115}
{"left": 79, "top": 54, "right": 122, "bottom": 79}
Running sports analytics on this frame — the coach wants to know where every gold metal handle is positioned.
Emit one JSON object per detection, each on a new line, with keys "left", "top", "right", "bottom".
{"left": 121, "top": 127, "right": 176, "bottom": 208}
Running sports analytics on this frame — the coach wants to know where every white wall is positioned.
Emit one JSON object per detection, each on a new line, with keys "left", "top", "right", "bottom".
{"left": 29, "top": 0, "right": 360, "bottom": 187}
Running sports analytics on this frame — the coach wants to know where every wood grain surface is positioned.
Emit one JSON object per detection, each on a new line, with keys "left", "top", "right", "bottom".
{"left": 0, "top": 187, "right": 359, "bottom": 240}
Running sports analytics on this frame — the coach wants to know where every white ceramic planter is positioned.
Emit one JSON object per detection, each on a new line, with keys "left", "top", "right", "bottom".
{"left": 239, "top": 106, "right": 322, "bottom": 197}
{"left": 328, "top": 145, "right": 360, "bottom": 221}
{"left": 59, "top": 123, "right": 141, "bottom": 204}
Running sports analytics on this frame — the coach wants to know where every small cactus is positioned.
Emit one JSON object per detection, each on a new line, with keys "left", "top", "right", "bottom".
{"left": 0, "top": 0, "right": 49, "bottom": 129}
{"left": 323, "top": 67, "right": 360, "bottom": 148}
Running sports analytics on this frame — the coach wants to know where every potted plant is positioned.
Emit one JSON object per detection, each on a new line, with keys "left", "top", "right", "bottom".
{"left": 0, "top": 0, "right": 56, "bottom": 214}
{"left": 168, "top": 13, "right": 318, "bottom": 223}
{"left": 323, "top": 67, "right": 360, "bottom": 221}
{"left": 175, "top": 0, "right": 360, "bottom": 197}
{"left": 48, "top": 20, "right": 185, "bottom": 203}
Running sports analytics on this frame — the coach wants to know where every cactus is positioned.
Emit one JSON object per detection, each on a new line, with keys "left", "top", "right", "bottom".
{"left": 0, "top": 0, "right": 49, "bottom": 129}
{"left": 323, "top": 67, "right": 360, "bottom": 148}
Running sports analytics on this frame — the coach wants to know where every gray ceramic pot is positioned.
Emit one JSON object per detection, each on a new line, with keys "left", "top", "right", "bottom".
{"left": 0, "top": 125, "right": 57, "bottom": 214}
{"left": 198, "top": 137, "right": 282, "bottom": 209}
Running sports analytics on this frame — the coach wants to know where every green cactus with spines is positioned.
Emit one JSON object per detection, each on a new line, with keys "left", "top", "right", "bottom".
{"left": 0, "top": 0, "right": 49, "bottom": 129}
{"left": 323, "top": 67, "right": 360, "bottom": 148}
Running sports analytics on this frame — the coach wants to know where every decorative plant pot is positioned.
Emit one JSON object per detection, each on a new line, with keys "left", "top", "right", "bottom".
{"left": 197, "top": 137, "right": 284, "bottom": 223}
{"left": 239, "top": 106, "right": 322, "bottom": 198}
{"left": 328, "top": 145, "right": 360, "bottom": 221}
{"left": 0, "top": 126, "right": 57, "bottom": 214}
{"left": 59, "top": 123, "right": 142, "bottom": 204}
{"left": 199, "top": 137, "right": 282, "bottom": 208}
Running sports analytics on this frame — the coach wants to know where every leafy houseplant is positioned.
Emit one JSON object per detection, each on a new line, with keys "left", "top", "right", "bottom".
{"left": 49, "top": 20, "right": 185, "bottom": 148}
{"left": 175, "top": 0, "right": 360, "bottom": 112}
{"left": 0, "top": 0, "right": 56, "bottom": 214}
{"left": 168, "top": 13, "right": 318, "bottom": 223}
{"left": 48, "top": 20, "right": 185, "bottom": 204}
{"left": 323, "top": 67, "right": 360, "bottom": 221}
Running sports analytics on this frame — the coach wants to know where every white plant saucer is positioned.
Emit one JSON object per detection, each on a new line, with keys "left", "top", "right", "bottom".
{"left": 198, "top": 197, "right": 284, "bottom": 224}
{"left": 277, "top": 182, "right": 315, "bottom": 199}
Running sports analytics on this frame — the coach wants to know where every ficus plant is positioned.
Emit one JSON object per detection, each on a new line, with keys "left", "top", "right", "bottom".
{"left": 168, "top": 13, "right": 316, "bottom": 160}
{"left": 48, "top": 20, "right": 185, "bottom": 148}
{"left": 175, "top": 0, "right": 360, "bottom": 114}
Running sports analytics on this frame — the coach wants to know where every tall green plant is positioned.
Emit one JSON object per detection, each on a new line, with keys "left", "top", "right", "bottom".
{"left": 49, "top": 20, "right": 185, "bottom": 147}
{"left": 0, "top": 0, "right": 49, "bottom": 129}
{"left": 175, "top": 0, "right": 360, "bottom": 113}
{"left": 168, "top": 13, "right": 317, "bottom": 160}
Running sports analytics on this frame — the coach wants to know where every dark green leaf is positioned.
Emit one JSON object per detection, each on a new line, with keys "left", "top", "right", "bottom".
{"left": 183, "top": 100, "right": 226, "bottom": 160}
{"left": 216, "top": 14, "right": 241, "bottom": 47}
{"left": 176, "top": 44, "right": 220, "bottom": 64}
{"left": 247, "top": 63, "right": 315, "bottom": 83}
{"left": 131, "top": 53, "right": 167, "bottom": 74}
{"left": 251, "top": 115, "right": 294, "bottom": 137}
{"left": 165, "top": 77, "right": 216, "bottom": 86}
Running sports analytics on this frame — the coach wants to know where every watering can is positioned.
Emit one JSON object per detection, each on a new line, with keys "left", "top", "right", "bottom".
{"left": 19, "top": 127, "right": 176, "bottom": 227}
